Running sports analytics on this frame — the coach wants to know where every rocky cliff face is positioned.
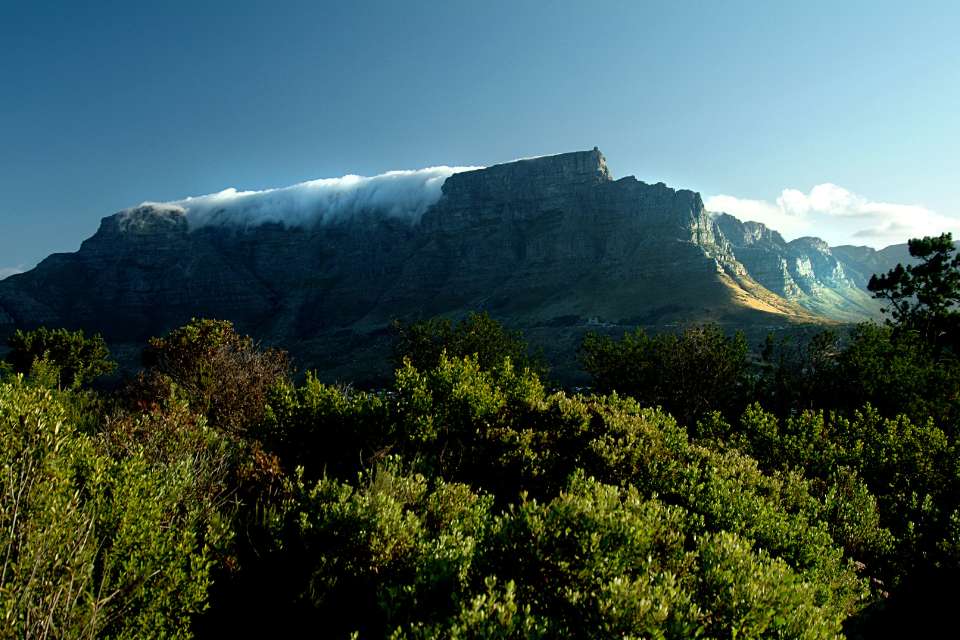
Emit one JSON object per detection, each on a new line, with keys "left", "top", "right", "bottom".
{"left": 829, "top": 243, "right": 914, "bottom": 289}
{"left": 0, "top": 150, "right": 831, "bottom": 382}
{"left": 713, "top": 213, "right": 888, "bottom": 321}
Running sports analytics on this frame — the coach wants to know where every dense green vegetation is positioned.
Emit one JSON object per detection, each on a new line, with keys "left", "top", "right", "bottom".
{"left": 2, "top": 234, "right": 960, "bottom": 638}
{"left": 5, "top": 326, "right": 115, "bottom": 388}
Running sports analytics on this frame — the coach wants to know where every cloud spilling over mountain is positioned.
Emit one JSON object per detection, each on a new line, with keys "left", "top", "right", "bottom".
{"left": 0, "top": 266, "right": 25, "bottom": 280}
{"left": 142, "top": 165, "right": 483, "bottom": 228}
{"left": 706, "top": 183, "right": 960, "bottom": 247}
{"left": 0, "top": 149, "right": 825, "bottom": 385}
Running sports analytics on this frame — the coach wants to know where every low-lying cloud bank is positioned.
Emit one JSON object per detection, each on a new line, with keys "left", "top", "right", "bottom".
{"left": 144, "top": 165, "right": 483, "bottom": 228}
{"left": 0, "top": 266, "right": 25, "bottom": 280}
{"left": 706, "top": 184, "right": 960, "bottom": 248}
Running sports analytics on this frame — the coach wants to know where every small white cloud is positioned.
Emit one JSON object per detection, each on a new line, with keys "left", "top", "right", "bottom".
{"left": 705, "top": 194, "right": 809, "bottom": 237}
{"left": 706, "top": 184, "right": 960, "bottom": 247}
{"left": 809, "top": 183, "right": 864, "bottom": 216}
{"left": 775, "top": 188, "right": 810, "bottom": 216}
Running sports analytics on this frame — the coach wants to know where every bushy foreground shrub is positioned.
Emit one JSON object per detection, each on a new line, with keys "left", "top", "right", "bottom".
{"left": 258, "top": 353, "right": 870, "bottom": 637}
{"left": 137, "top": 318, "right": 290, "bottom": 434}
{"left": 277, "top": 460, "right": 857, "bottom": 639}
{"left": 578, "top": 324, "right": 750, "bottom": 425}
{"left": 702, "top": 403, "right": 959, "bottom": 590}
{"left": 0, "top": 380, "right": 231, "bottom": 638}
{"left": 5, "top": 326, "right": 115, "bottom": 388}
{"left": 7, "top": 305, "right": 957, "bottom": 638}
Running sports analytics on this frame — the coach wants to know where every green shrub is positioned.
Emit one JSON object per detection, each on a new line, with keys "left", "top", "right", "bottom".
{"left": 5, "top": 326, "right": 115, "bottom": 388}
{"left": 136, "top": 318, "right": 289, "bottom": 434}
{"left": 265, "top": 454, "right": 863, "bottom": 639}
{"left": 579, "top": 324, "right": 750, "bottom": 426}
{"left": 391, "top": 577, "right": 548, "bottom": 640}
{"left": 758, "top": 323, "right": 960, "bottom": 426}
{"left": 261, "top": 373, "right": 390, "bottom": 480}
{"left": 392, "top": 311, "right": 546, "bottom": 377}
{"left": 257, "top": 355, "right": 869, "bottom": 635}
{"left": 283, "top": 459, "right": 494, "bottom": 637}
{"left": 392, "top": 353, "right": 545, "bottom": 485}
{"left": 478, "top": 473, "right": 853, "bottom": 639}
{"left": 726, "top": 403, "right": 956, "bottom": 586}
{"left": 0, "top": 380, "right": 229, "bottom": 638}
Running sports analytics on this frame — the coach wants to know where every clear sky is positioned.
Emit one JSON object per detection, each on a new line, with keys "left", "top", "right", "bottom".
{"left": 2, "top": 0, "right": 959, "bottom": 276}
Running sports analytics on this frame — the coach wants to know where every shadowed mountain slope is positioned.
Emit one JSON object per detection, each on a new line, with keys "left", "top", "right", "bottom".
{"left": 0, "top": 150, "right": 890, "bottom": 382}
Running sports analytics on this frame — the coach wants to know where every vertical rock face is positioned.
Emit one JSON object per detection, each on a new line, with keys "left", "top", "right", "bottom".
{"left": 0, "top": 149, "right": 822, "bottom": 381}
{"left": 712, "top": 215, "right": 803, "bottom": 298}
{"left": 713, "top": 213, "right": 884, "bottom": 321}
{"left": 786, "top": 237, "right": 850, "bottom": 294}
{"left": 405, "top": 151, "right": 770, "bottom": 326}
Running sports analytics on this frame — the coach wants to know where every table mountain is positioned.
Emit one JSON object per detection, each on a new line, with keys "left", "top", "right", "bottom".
{"left": 0, "top": 149, "right": 902, "bottom": 382}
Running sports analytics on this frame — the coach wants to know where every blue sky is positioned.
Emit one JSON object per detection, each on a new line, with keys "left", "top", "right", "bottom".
{"left": 2, "top": 0, "right": 959, "bottom": 275}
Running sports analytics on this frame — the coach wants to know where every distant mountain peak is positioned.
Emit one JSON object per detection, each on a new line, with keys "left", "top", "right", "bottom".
{"left": 789, "top": 236, "right": 832, "bottom": 253}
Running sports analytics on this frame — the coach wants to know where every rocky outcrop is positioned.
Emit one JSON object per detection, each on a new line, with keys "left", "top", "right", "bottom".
{"left": 711, "top": 215, "right": 803, "bottom": 298}
{"left": 0, "top": 149, "right": 821, "bottom": 382}
{"left": 713, "top": 213, "right": 885, "bottom": 321}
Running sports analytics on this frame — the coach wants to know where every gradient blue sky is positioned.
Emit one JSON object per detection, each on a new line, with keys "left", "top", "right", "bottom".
{"left": 2, "top": 0, "right": 959, "bottom": 275}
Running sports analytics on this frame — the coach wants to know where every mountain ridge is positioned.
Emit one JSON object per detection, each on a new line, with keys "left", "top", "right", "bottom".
{"left": 0, "top": 149, "right": 913, "bottom": 382}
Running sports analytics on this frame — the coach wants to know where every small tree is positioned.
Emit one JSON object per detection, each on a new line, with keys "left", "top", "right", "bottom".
{"left": 392, "top": 311, "right": 545, "bottom": 376}
{"left": 868, "top": 232, "right": 960, "bottom": 348}
{"left": 5, "top": 327, "right": 115, "bottom": 388}
{"left": 137, "top": 318, "right": 289, "bottom": 434}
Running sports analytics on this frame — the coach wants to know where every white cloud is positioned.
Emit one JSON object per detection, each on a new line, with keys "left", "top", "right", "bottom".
{"left": 706, "top": 184, "right": 960, "bottom": 247}
{"left": 704, "top": 194, "right": 809, "bottom": 237}
{"left": 143, "top": 165, "right": 484, "bottom": 229}
{"left": 0, "top": 265, "right": 25, "bottom": 280}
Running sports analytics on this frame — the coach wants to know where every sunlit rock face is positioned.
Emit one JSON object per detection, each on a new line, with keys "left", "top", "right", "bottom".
{"left": 713, "top": 213, "right": 893, "bottom": 321}
{"left": 0, "top": 149, "right": 832, "bottom": 382}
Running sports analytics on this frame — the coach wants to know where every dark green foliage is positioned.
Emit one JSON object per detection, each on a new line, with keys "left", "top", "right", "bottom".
{"left": 138, "top": 318, "right": 290, "bottom": 434}
{"left": 392, "top": 311, "right": 546, "bottom": 376}
{"left": 0, "top": 380, "right": 230, "bottom": 638}
{"left": 393, "top": 354, "right": 544, "bottom": 491}
{"left": 285, "top": 460, "right": 495, "bottom": 637}
{"left": 478, "top": 472, "right": 852, "bottom": 639}
{"left": 255, "top": 352, "right": 868, "bottom": 636}
{"left": 868, "top": 232, "right": 960, "bottom": 348}
{"left": 5, "top": 326, "right": 115, "bottom": 388}
{"left": 579, "top": 324, "right": 750, "bottom": 425}
{"left": 273, "top": 455, "right": 858, "bottom": 639}
{"left": 756, "top": 329, "right": 839, "bottom": 415}
{"left": 12, "top": 246, "right": 960, "bottom": 640}
{"left": 758, "top": 323, "right": 960, "bottom": 426}
{"left": 261, "top": 373, "right": 391, "bottom": 480}
{"left": 392, "top": 577, "right": 547, "bottom": 640}
{"left": 713, "top": 403, "right": 956, "bottom": 589}
{"left": 833, "top": 325, "right": 960, "bottom": 425}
